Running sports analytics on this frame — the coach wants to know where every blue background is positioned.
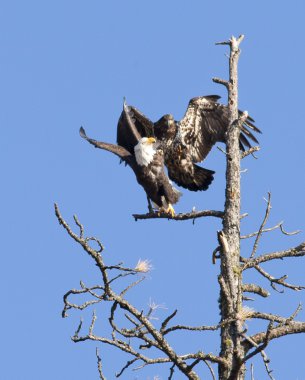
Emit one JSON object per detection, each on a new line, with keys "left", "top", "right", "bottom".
{"left": 1, "top": 1, "right": 305, "bottom": 379}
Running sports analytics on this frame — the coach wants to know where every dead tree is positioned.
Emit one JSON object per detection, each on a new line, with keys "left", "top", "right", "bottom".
{"left": 55, "top": 35, "right": 305, "bottom": 380}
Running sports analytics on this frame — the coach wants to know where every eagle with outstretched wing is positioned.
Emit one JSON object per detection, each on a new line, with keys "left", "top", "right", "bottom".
{"left": 80, "top": 103, "right": 180, "bottom": 216}
{"left": 119, "top": 95, "right": 261, "bottom": 192}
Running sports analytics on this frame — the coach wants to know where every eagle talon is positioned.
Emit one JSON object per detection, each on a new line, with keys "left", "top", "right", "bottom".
{"left": 166, "top": 204, "right": 175, "bottom": 218}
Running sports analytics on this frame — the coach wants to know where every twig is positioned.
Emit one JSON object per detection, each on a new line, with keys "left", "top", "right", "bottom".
{"left": 242, "top": 328, "right": 275, "bottom": 380}
{"left": 115, "top": 358, "right": 139, "bottom": 377}
{"left": 204, "top": 360, "right": 216, "bottom": 380}
{"left": 73, "top": 214, "right": 84, "bottom": 238}
{"left": 62, "top": 287, "right": 103, "bottom": 317}
{"left": 251, "top": 363, "right": 255, "bottom": 380}
{"left": 160, "top": 310, "right": 178, "bottom": 333}
{"left": 250, "top": 192, "right": 272, "bottom": 258}
{"left": 280, "top": 223, "right": 301, "bottom": 236}
{"left": 245, "top": 263, "right": 304, "bottom": 291}
{"left": 217, "top": 146, "right": 228, "bottom": 155}
{"left": 169, "top": 363, "right": 175, "bottom": 380}
{"left": 241, "top": 220, "right": 300, "bottom": 239}
{"left": 248, "top": 303, "right": 302, "bottom": 324}
{"left": 248, "top": 320, "right": 305, "bottom": 348}
{"left": 241, "top": 146, "right": 260, "bottom": 159}
{"left": 73, "top": 318, "right": 83, "bottom": 340}
{"left": 242, "top": 241, "right": 305, "bottom": 270}
{"left": 212, "top": 246, "right": 221, "bottom": 264}
{"left": 89, "top": 310, "right": 97, "bottom": 335}
{"left": 96, "top": 348, "right": 106, "bottom": 380}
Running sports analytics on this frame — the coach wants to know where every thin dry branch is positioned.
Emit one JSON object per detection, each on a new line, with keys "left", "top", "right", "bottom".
{"left": 242, "top": 284, "right": 270, "bottom": 298}
{"left": 62, "top": 286, "right": 103, "bottom": 317}
{"left": 241, "top": 221, "right": 300, "bottom": 239}
{"left": 96, "top": 348, "right": 106, "bottom": 380}
{"left": 250, "top": 193, "right": 272, "bottom": 258}
{"left": 247, "top": 320, "right": 305, "bottom": 347}
{"left": 245, "top": 262, "right": 304, "bottom": 292}
{"left": 241, "top": 146, "right": 260, "bottom": 159}
{"left": 242, "top": 241, "right": 305, "bottom": 269}
{"left": 242, "top": 331, "right": 275, "bottom": 380}
{"left": 248, "top": 304, "right": 302, "bottom": 324}
{"left": 133, "top": 209, "right": 224, "bottom": 221}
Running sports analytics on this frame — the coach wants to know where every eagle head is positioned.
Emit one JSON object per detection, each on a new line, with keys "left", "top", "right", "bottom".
{"left": 134, "top": 137, "right": 157, "bottom": 166}
{"left": 154, "top": 114, "right": 176, "bottom": 140}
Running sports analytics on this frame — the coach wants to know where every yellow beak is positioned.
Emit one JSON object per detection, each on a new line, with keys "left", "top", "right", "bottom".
{"left": 147, "top": 137, "right": 156, "bottom": 144}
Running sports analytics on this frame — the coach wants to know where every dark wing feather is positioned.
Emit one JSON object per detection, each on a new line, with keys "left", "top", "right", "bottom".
{"left": 117, "top": 100, "right": 154, "bottom": 153}
{"left": 179, "top": 96, "right": 261, "bottom": 163}
{"left": 128, "top": 106, "right": 154, "bottom": 137}
{"left": 80, "top": 127, "right": 136, "bottom": 169}
{"left": 116, "top": 101, "right": 142, "bottom": 154}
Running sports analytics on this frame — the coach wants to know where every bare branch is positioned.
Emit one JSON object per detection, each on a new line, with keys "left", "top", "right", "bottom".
{"left": 241, "top": 221, "right": 284, "bottom": 239}
{"left": 242, "top": 241, "right": 305, "bottom": 269}
{"left": 73, "top": 214, "right": 84, "bottom": 238}
{"left": 251, "top": 363, "right": 255, "bottom": 380}
{"left": 120, "top": 276, "right": 145, "bottom": 297}
{"left": 73, "top": 318, "right": 83, "bottom": 340}
{"left": 160, "top": 309, "right": 178, "bottom": 333}
{"left": 217, "top": 145, "right": 228, "bottom": 156}
{"left": 212, "top": 246, "right": 221, "bottom": 264}
{"left": 250, "top": 193, "right": 272, "bottom": 258}
{"left": 241, "top": 146, "right": 260, "bottom": 159}
{"left": 245, "top": 263, "right": 305, "bottom": 291}
{"left": 243, "top": 321, "right": 273, "bottom": 362}
{"left": 115, "top": 358, "right": 139, "bottom": 378}
{"left": 279, "top": 223, "right": 301, "bottom": 236}
{"left": 204, "top": 360, "right": 216, "bottom": 380}
{"left": 89, "top": 310, "right": 97, "bottom": 335}
{"left": 169, "top": 363, "right": 175, "bottom": 380}
{"left": 248, "top": 304, "right": 302, "bottom": 324}
{"left": 242, "top": 221, "right": 300, "bottom": 240}
{"left": 247, "top": 320, "right": 305, "bottom": 348}
{"left": 96, "top": 348, "right": 106, "bottom": 380}
{"left": 242, "top": 283, "right": 270, "bottom": 298}
{"left": 133, "top": 209, "right": 224, "bottom": 221}
{"left": 212, "top": 77, "right": 230, "bottom": 89}
{"left": 242, "top": 330, "right": 275, "bottom": 380}
{"left": 62, "top": 286, "right": 103, "bottom": 317}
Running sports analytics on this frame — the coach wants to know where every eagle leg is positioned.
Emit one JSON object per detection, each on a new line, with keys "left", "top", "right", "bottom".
{"left": 147, "top": 196, "right": 154, "bottom": 214}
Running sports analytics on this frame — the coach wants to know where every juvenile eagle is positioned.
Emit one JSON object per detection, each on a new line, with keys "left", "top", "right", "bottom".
{"left": 119, "top": 95, "right": 261, "bottom": 191}
{"left": 80, "top": 107, "right": 180, "bottom": 216}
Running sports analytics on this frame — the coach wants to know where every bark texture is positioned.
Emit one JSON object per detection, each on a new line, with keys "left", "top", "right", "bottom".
{"left": 214, "top": 35, "right": 246, "bottom": 380}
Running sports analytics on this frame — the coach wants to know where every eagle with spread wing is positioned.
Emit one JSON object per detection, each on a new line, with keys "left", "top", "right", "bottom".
{"left": 80, "top": 102, "right": 180, "bottom": 216}
{"left": 118, "top": 95, "right": 261, "bottom": 192}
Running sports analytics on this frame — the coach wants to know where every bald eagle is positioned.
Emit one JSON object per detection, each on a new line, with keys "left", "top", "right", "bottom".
{"left": 118, "top": 95, "right": 261, "bottom": 192}
{"left": 80, "top": 114, "right": 180, "bottom": 216}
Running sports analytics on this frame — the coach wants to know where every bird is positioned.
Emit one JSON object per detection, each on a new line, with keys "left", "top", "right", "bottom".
{"left": 79, "top": 106, "right": 181, "bottom": 217}
{"left": 119, "top": 95, "right": 261, "bottom": 192}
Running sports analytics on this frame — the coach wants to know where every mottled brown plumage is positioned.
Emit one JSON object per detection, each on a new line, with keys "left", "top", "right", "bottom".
{"left": 120, "top": 96, "right": 261, "bottom": 192}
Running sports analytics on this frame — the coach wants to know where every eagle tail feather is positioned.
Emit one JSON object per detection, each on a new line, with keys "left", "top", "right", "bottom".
{"left": 191, "top": 165, "right": 215, "bottom": 191}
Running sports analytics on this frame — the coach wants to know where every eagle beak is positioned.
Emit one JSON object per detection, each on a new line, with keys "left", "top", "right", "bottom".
{"left": 147, "top": 137, "right": 156, "bottom": 144}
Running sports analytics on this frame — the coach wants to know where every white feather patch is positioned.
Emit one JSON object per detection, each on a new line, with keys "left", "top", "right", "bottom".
{"left": 134, "top": 138, "right": 156, "bottom": 166}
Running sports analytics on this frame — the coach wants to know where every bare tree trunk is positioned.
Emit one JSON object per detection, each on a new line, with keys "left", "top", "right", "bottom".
{"left": 214, "top": 35, "right": 246, "bottom": 380}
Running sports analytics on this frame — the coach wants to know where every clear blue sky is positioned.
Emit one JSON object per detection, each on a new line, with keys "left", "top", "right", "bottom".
{"left": 1, "top": 1, "right": 305, "bottom": 379}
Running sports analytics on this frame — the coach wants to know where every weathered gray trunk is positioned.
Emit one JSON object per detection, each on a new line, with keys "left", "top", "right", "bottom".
{"left": 217, "top": 36, "right": 245, "bottom": 380}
